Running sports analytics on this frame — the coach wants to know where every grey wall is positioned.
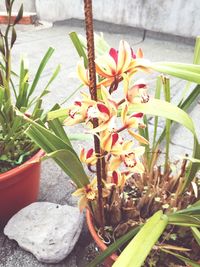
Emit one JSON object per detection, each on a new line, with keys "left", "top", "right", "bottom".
{"left": 35, "top": 0, "right": 200, "bottom": 38}
{"left": 1, "top": 0, "right": 199, "bottom": 38}
{"left": 36, "top": 0, "right": 200, "bottom": 38}
{"left": 0, "top": 0, "right": 36, "bottom": 12}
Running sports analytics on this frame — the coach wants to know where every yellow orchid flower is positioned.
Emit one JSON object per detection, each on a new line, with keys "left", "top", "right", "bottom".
{"left": 64, "top": 92, "right": 95, "bottom": 126}
{"left": 106, "top": 170, "right": 127, "bottom": 191}
{"left": 95, "top": 40, "right": 132, "bottom": 80}
{"left": 73, "top": 178, "right": 110, "bottom": 211}
{"left": 72, "top": 178, "right": 97, "bottom": 211}
{"left": 109, "top": 146, "right": 145, "bottom": 174}
{"left": 123, "top": 74, "right": 149, "bottom": 104}
{"left": 87, "top": 98, "right": 118, "bottom": 133}
{"left": 121, "top": 104, "right": 149, "bottom": 144}
{"left": 80, "top": 148, "right": 97, "bottom": 165}
{"left": 100, "top": 130, "right": 119, "bottom": 152}
{"left": 77, "top": 60, "right": 113, "bottom": 88}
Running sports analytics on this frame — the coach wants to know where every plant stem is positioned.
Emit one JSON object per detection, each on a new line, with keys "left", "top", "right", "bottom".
{"left": 163, "top": 76, "right": 171, "bottom": 173}
{"left": 83, "top": 0, "right": 104, "bottom": 229}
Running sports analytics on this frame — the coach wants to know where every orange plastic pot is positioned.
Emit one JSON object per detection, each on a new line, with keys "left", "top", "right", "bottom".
{"left": 0, "top": 149, "right": 44, "bottom": 228}
{"left": 86, "top": 209, "right": 118, "bottom": 267}
{"left": 86, "top": 210, "right": 199, "bottom": 267}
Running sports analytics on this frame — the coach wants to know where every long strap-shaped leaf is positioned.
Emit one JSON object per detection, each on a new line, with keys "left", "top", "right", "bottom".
{"left": 23, "top": 117, "right": 89, "bottom": 187}
{"left": 112, "top": 211, "right": 168, "bottom": 267}
{"left": 28, "top": 47, "right": 55, "bottom": 98}
{"left": 128, "top": 98, "right": 197, "bottom": 137}
{"left": 161, "top": 249, "right": 200, "bottom": 267}
{"left": 87, "top": 226, "right": 141, "bottom": 267}
{"left": 139, "top": 60, "right": 200, "bottom": 84}
{"left": 191, "top": 227, "right": 200, "bottom": 246}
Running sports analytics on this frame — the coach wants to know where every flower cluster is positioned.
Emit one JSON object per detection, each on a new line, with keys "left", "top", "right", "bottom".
{"left": 66, "top": 40, "right": 150, "bottom": 210}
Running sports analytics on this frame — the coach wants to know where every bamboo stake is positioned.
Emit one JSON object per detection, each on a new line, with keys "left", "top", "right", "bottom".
{"left": 83, "top": 0, "right": 104, "bottom": 229}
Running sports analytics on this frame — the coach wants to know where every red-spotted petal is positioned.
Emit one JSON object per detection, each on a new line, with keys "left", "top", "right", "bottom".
{"left": 112, "top": 132, "right": 119, "bottom": 146}
{"left": 74, "top": 101, "right": 82, "bottom": 106}
{"left": 131, "top": 48, "right": 136, "bottom": 59}
{"left": 97, "top": 103, "right": 110, "bottom": 116}
{"left": 109, "top": 48, "right": 118, "bottom": 64}
{"left": 86, "top": 148, "right": 94, "bottom": 159}
{"left": 112, "top": 171, "right": 118, "bottom": 184}
{"left": 132, "top": 112, "right": 143, "bottom": 118}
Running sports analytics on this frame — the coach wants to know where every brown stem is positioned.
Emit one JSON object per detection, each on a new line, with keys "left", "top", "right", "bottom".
{"left": 84, "top": 0, "right": 104, "bottom": 230}
{"left": 117, "top": 98, "right": 126, "bottom": 106}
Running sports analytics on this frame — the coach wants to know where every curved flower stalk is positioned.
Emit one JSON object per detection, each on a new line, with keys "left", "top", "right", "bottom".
{"left": 61, "top": 42, "right": 149, "bottom": 223}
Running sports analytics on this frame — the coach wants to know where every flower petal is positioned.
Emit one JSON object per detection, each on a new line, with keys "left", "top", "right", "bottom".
{"left": 109, "top": 48, "right": 118, "bottom": 64}
{"left": 109, "top": 156, "right": 121, "bottom": 170}
{"left": 72, "top": 188, "right": 84, "bottom": 197}
{"left": 117, "top": 40, "right": 132, "bottom": 74}
{"left": 128, "top": 129, "right": 149, "bottom": 144}
{"left": 78, "top": 196, "right": 88, "bottom": 212}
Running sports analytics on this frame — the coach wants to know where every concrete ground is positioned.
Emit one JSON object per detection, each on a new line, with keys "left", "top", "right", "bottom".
{"left": 0, "top": 19, "right": 199, "bottom": 267}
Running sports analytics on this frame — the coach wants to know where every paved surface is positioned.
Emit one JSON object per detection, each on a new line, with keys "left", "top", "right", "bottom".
{"left": 0, "top": 19, "right": 199, "bottom": 267}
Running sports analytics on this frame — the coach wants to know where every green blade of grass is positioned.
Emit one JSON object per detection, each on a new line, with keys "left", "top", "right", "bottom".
{"left": 152, "top": 76, "right": 162, "bottom": 149}
{"left": 112, "top": 211, "right": 168, "bottom": 267}
{"left": 163, "top": 76, "right": 171, "bottom": 173}
{"left": 127, "top": 99, "right": 197, "bottom": 138}
{"left": 69, "top": 32, "right": 88, "bottom": 68}
{"left": 161, "top": 249, "right": 200, "bottom": 267}
{"left": 191, "top": 227, "right": 200, "bottom": 246}
{"left": 28, "top": 47, "right": 55, "bottom": 98}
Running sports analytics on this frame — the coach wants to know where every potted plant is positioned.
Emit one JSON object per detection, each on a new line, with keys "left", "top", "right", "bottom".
{"left": 23, "top": 0, "right": 200, "bottom": 266}
{"left": 0, "top": 0, "right": 60, "bottom": 228}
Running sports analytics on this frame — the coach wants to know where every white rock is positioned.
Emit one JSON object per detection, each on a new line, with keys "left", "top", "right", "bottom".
{"left": 4, "top": 202, "right": 83, "bottom": 263}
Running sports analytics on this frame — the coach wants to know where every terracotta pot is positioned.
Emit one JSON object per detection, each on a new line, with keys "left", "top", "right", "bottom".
{"left": 0, "top": 149, "right": 44, "bottom": 228}
{"left": 86, "top": 210, "right": 199, "bottom": 267}
{"left": 86, "top": 209, "right": 118, "bottom": 267}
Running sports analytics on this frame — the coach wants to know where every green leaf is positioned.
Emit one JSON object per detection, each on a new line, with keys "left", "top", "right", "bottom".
{"left": 128, "top": 98, "right": 197, "bottom": 138}
{"left": 42, "top": 149, "right": 89, "bottom": 188}
{"left": 0, "top": 35, "right": 5, "bottom": 56}
{"left": 172, "top": 202, "right": 200, "bottom": 215}
{"left": 11, "top": 27, "right": 17, "bottom": 48}
{"left": 191, "top": 227, "right": 200, "bottom": 246}
{"left": 24, "top": 116, "right": 89, "bottom": 187}
{"left": 14, "top": 4, "right": 23, "bottom": 25}
{"left": 113, "top": 211, "right": 168, "bottom": 267}
{"left": 163, "top": 76, "right": 171, "bottom": 172}
{"left": 87, "top": 226, "right": 141, "bottom": 267}
{"left": 152, "top": 76, "right": 162, "bottom": 148}
{"left": 139, "top": 60, "right": 200, "bottom": 84}
{"left": 48, "top": 108, "right": 67, "bottom": 121}
{"left": 168, "top": 213, "right": 200, "bottom": 227}
{"left": 28, "top": 47, "right": 55, "bottom": 98}
{"left": 178, "top": 84, "right": 200, "bottom": 111}
{"left": 47, "top": 106, "right": 72, "bottom": 147}
{"left": 193, "top": 36, "right": 200, "bottom": 65}
{"left": 161, "top": 249, "right": 200, "bottom": 267}
{"left": 69, "top": 32, "right": 88, "bottom": 68}
{"left": 180, "top": 139, "right": 200, "bottom": 193}
{"left": 78, "top": 32, "right": 110, "bottom": 57}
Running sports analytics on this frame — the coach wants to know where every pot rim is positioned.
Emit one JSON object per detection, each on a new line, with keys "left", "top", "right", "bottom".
{"left": 0, "top": 149, "right": 44, "bottom": 182}
{"left": 86, "top": 209, "right": 118, "bottom": 262}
